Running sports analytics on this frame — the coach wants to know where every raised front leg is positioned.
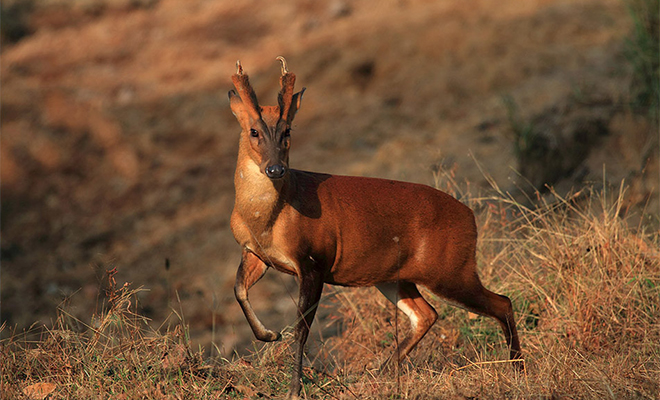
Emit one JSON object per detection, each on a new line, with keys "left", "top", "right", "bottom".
{"left": 288, "top": 268, "right": 324, "bottom": 399}
{"left": 234, "top": 250, "right": 281, "bottom": 342}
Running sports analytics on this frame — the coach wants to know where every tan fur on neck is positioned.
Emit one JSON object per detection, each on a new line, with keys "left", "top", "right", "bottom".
{"left": 231, "top": 141, "right": 282, "bottom": 250}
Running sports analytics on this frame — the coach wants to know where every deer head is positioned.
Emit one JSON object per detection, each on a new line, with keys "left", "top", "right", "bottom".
{"left": 229, "top": 57, "right": 305, "bottom": 180}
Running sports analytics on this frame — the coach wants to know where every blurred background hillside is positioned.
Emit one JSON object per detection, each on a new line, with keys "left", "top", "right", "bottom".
{"left": 1, "top": 0, "right": 658, "bottom": 357}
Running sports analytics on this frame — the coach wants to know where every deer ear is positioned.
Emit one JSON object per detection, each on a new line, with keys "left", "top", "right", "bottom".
{"left": 229, "top": 90, "right": 250, "bottom": 127}
{"left": 228, "top": 89, "right": 241, "bottom": 110}
{"left": 287, "top": 88, "right": 306, "bottom": 123}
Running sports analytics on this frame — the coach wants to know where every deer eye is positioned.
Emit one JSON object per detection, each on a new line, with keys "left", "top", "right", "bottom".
{"left": 283, "top": 128, "right": 291, "bottom": 138}
{"left": 249, "top": 128, "right": 259, "bottom": 138}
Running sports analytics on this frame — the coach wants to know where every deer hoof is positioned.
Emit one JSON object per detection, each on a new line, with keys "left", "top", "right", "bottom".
{"left": 258, "top": 330, "right": 281, "bottom": 342}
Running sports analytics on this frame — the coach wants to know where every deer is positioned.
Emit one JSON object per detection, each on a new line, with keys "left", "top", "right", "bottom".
{"left": 228, "top": 57, "right": 522, "bottom": 399}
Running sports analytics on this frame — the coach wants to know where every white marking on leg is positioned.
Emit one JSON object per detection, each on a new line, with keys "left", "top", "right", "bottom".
{"left": 376, "top": 283, "right": 420, "bottom": 331}
{"left": 396, "top": 298, "right": 419, "bottom": 331}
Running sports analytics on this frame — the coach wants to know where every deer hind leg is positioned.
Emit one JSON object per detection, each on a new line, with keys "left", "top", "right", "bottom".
{"left": 234, "top": 250, "right": 281, "bottom": 342}
{"left": 430, "top": 265, "right": 522, "bottom": 364}
{"left": 376, "top": 282, "right": 438, "bottom": 368}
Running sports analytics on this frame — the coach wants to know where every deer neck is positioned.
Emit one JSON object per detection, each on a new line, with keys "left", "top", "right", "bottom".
{"left": 233, "top": 144, "right": 289, "bottom": 242}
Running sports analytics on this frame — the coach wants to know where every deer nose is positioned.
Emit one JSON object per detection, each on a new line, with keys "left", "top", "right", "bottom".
{"left": 265, "top": 164, "right": 286, "bottom": 179}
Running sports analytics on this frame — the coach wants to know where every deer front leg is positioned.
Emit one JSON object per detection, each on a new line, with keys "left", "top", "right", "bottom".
{"left": 234, "top": 250, "right": 281, "bottom": 342}
{"left": 288, "top": 267, "right": 324, "bottom": 400}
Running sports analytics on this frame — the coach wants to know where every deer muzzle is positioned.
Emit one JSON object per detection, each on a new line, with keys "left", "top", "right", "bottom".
{"left": 265, "top": 164, "right": 287, "bottom": 180}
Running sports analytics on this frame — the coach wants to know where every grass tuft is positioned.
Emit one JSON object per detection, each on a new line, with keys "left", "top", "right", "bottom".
{"left": 1, "top": 269, "right": 231, "bottom": 399}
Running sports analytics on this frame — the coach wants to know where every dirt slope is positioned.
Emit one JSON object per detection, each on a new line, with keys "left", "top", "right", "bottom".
{"left": 1, "top": 0, "right": 656, "bottom": 355}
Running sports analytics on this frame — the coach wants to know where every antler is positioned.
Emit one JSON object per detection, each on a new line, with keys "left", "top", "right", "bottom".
{"left": 276, "top": 56, "right": 288, "bottom": 74}
{"left": 231, "top": 60, "right": 261, "bottom": 120}
{"left": 276, "top": 56, "right": 296, "bottom": 120}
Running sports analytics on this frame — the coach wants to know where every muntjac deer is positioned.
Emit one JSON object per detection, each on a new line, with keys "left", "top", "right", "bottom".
{"left": 228, "top": 57, "right": 522, "bottom": 399}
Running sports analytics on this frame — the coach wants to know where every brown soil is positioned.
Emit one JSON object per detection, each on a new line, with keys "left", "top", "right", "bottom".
{"left": 1, "top": 0, "right": 657, "bottom": 356}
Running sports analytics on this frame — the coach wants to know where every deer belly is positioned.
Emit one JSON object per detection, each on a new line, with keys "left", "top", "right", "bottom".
{"left": 326, "top": 242, "right": 411, "bottom": 286}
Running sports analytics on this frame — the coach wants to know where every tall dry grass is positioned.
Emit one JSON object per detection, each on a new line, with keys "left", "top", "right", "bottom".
{"left": 311, "top": 177, "right": 660, "bottom": 399}
{"left": 2, "top": 179, "right": 659, "bottom": 399}
{"left": 0, "top": 271, "right": 229, "bottom": 399}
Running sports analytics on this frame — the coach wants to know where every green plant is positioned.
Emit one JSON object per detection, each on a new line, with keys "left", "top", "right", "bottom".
{"left": 501, "top": 94, "right": 537, "bottom": 158}
{"left": 624, "top": 0, "right": 660, "bottom": 122}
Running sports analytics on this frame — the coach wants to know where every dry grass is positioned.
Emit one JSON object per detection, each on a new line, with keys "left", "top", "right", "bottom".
{"left": 302, "top": 177, "right": 659, "bottom": 399}
{"left": 2, "top": 181, "right": 659, "bottom": 399}
{"left": 0, "top": 273, "right": 230, "bottom": 399}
